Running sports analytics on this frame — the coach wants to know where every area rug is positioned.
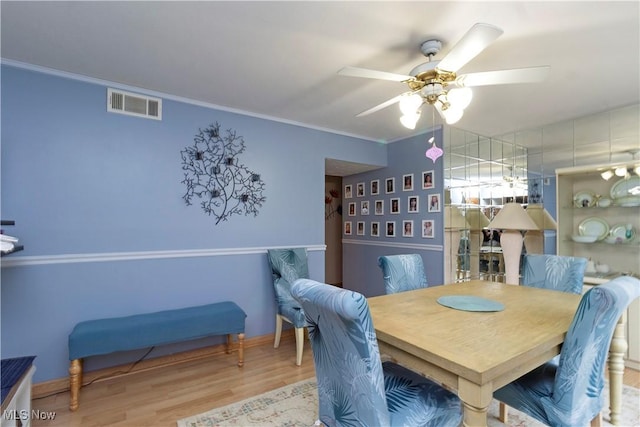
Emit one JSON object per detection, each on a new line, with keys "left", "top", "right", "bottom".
{"left": 177, "top": 379, "right": 640, "bottom": 427}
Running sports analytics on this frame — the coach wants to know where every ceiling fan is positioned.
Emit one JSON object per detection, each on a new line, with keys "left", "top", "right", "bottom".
{"left": 338, "top": 23, "right": 549, "bottom": 129}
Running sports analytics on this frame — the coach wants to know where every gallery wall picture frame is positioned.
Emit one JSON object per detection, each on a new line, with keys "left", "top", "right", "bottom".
{"left": 385, "top": 177, "right": 395, "bottom": 194}
{"left": 357, "top": 221, "right": 365, "bottom": 236}
{"left": 422, "top": 219, "right": 435, "bottom": 238}
{"left": 408, "top": 196, "right": 419, "bottom": 213}
{"left": 356, "top": 182, "right": 365, "bottom": 197}
{"left": 386, "top": 221, "right": 396, "bottom": 237}
{"left": 348, "top": 202, "right": 356, "bottom": 216}
{"left": 374, "top": 200, "right": 384, "bottom": 215}
{"left": 345, "top": 184, "right": 353, "bottom": 199}
{"left": 390, "top": 198, "right": 400, "bottom": 214}
{"left": 361, "top": 200, "right": 370, "bottom": 215}
{"left": 422, "top": 170, "right": 434, "bottom": 189}
{"left": 344, "top": 221, "right": 352, "bottom": 235}
{"left": 371, "top": 221, "right": 380, "bottom": 237}
{"left": 427, "top": 193, "right": 441, "bottom": 213}
{"left": 371, "top": 179, "right": 380, "bottom": 196}
{"left": 402, "top": 220, "right": 414, "bottom": 237}
{"left": 402, "top": 174, "right": 414, "bottom": 191}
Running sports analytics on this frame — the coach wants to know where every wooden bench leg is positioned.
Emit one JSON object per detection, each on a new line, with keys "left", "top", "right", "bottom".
{"left": 237, "top": 333, "right": 245, "bottom": 367}
{"left": 226, "top": 334, "right": 232, "bottom": 354}
{"left": 69, "top": 359, "right": 82, "bottom": 411}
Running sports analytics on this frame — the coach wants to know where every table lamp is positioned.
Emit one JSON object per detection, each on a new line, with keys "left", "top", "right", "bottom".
{"left": 487, "top": 203, "right": 538, "bottom": 285}
{"left": 444, "top": 206, "right": 469, "bottom": 284}
{"left": 464, "top": 207, "right": 491, "bottom": 280}
{"left": 524, "top": 204, "right": 557, "bottom": 254}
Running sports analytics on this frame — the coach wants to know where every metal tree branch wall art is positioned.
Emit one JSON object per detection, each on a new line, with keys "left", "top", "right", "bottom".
{"left": 181, "top": 122, "right": 266, "bottom": 224}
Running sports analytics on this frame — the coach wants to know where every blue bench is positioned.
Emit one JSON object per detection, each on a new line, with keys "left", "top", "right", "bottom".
{"left": 68, "top": 301, "right": 246, "bottom": 411}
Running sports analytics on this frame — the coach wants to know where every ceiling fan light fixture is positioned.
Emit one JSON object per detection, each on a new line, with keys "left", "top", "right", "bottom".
{"left": 447, "top": 87, "right": 473, "bottom": 110}
{"left": 400, "top": 111, "right": 421, "bottom": 129}
{"left": 340, "top": 22, "right": 549, "bottom": 132}
{"left": 399, "top": 93, "right": 423, "bottom": 115}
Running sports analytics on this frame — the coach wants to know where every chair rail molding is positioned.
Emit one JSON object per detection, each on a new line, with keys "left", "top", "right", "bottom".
{"left": 342, "top": 239, "right": 442, "bottom": 251}
{"left": 0, "top": 244, "right": 327, "bottom": 268}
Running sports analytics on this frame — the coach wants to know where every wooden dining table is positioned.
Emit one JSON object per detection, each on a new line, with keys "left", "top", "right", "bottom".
{"left": 368, "top": 280, "right": 581, "bottom": 427}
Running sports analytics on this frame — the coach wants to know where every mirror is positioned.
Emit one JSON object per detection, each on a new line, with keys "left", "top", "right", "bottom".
{"left": 444, "top": 128, "right": 529, "bottom": 282}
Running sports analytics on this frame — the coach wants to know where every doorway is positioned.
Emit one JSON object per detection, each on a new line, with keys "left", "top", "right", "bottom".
{"left": 324, "top": 175, "right": 343, "bottom": 286}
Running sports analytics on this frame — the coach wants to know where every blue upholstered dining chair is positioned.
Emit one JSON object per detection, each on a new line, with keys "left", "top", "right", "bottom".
{"left": 500, "top": 253, "right": 589, "bottom": 421}
{"left": 291, "top": 278, "right": 463, "bottom": 427}
{"left": 266, "top": 248, "right": 310, "bottom": 366}
{"left": 377, "top": 254, "right": 429, "bottom": 294}
{"left": 521, "top": 254, "right": 588, "bottom": 294}
{"left": 494, "top": 276, "right": 640, "bottom": 427}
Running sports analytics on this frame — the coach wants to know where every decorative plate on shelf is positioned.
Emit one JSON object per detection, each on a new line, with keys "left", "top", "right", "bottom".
{"left": 571, "top": 235, "right": 598, "bottom": 243}
{"left": 610, "top": 223, "right": 636, "bottom": 242}
{"left": 610, "top": 176, "right": 640, "bottom": 200}
{"left": 613, "top": 195, "right": 640, "bottom": 207}
{"left": 573, "top": 190, "right": 596, "bottom": 208}
{"left": 578, "top": 217, "right": 610, "bottom": 241}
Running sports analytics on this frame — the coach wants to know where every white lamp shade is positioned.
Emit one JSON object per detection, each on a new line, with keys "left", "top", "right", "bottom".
{"left": 465, "top": 207, "right": 490, "bottom": 230}
{"left": 488, "top": 203, "right": 538, "bottom": 231}
{"left": 526, "top": 204, "right": 557, "bottom": 230}
{"left": 400, "top": 112, "right": 420, "bottom": 129}
{"left": 399, "top": 93, "right": 423, "bottom": 115}
{"left": 447, "top": 87, "right": 473, "bottom": 110}
{"left": 444, "top": 206, "right": 469, "bottom": 229}
{"left": 443, "top": 106, "right": 463, "bottom": 125}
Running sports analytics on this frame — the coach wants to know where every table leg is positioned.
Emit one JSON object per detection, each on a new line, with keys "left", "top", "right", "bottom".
{"left": 608, "top": 311, "right": 627, "bottom": 425}
{"left": 458, "top": 377, "right": 492, "bottom": 427}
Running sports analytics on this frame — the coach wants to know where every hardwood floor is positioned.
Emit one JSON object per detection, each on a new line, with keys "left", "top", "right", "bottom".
{"left": 31, "top": 335, "right": 315, "bottom": 427}
{"left": 30, "top": 334, "right": 639, "bottom": 426}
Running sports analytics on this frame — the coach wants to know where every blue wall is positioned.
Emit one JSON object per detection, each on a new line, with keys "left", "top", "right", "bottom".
{"left": 342, "top": 130, "right": 445, "bottom": 296}
{"left": 0, "top": 64, "right": 389, "bottom": 382}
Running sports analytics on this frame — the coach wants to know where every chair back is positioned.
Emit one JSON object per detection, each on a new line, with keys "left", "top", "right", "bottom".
{"left": 377, "top": 254, "right": 428, "bottom": 294}
{"left": 291, "top": 278, "right": 390, "bottom": 426}
{"left": 543, "top": 276, "right": 640, "bottom": 425}
{"left": 267, "top": 248, "right": 309, "bottom": 324}
{"left": 522, "top": 254, "right": 587, "bottom": 294}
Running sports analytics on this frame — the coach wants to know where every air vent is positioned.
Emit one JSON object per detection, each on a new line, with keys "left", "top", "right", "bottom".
{"left": 107, "top": 88, "right": 162, "bottom": 120}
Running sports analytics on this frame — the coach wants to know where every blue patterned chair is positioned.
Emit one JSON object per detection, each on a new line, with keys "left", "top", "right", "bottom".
{"left": 494, "top": 276, "right": 640, "bottom": 427}
{"left": 377, "top": 254, "right": 429, "bottom": 294}
{"left": 267, "top": 248, "right": 310, "bottom": 366}
{"left": 291, "top": 278, "right": 462, "bottom": 427}
{"left": 501, "top": 253, "right": 589, "bottom": 421}
{"left": 521, "top": 254, "right": 588, "bottom": 294}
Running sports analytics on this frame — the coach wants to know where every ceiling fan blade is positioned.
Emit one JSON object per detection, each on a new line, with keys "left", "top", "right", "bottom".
{"left": 436, "top": 23, "right": 504, "bottom": 73}
{"left": 338, "top": 66, "right": 413, "bottom": 82}
{"left": 356, "top": 93, "right": 408, "bottom": 117}
{"left": 454, "top": 66, "right": 550, "bottom": 87}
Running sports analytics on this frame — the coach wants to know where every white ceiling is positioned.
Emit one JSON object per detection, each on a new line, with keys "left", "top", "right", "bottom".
{"left": 2, "top": 1, "right": 639, "bottom": 176}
